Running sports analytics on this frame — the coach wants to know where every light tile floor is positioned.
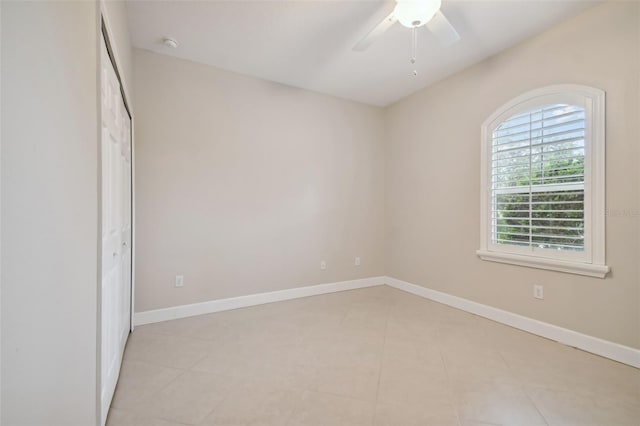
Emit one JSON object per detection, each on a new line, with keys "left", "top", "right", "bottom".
{"left": 107, "top": 285, "right": 640, "bottom": 426}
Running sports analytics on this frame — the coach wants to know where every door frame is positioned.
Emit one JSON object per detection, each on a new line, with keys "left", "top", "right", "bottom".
{"left": 97, "top": 5, "right": 134, "bottom": 426}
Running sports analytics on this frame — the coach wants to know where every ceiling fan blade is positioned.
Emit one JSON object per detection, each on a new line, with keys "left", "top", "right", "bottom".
{"left": 353, "top": 12, "right": 397, "bottom": 52}
{"left": 426, "top": 10, "right": 460, "bottom": 47}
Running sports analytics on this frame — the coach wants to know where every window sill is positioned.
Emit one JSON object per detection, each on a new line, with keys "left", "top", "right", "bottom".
{"left": 476, "top": 250, "right": 610, "bottom": 278}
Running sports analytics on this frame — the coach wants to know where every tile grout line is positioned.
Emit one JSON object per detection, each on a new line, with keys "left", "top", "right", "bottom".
{"left": 191, "top": 375, "right": 238, "bottom": 426}
{"left": 371, "top": 292, "right": 392, "bottom": 426}
{"left": 434, "top": 318, "right": 464, "bottom": 426}
{"left": 497, "top": 349, "right": 551, "bottom": 426}
{"left": 121, "top": 366, "right": 190, "bottom": 424}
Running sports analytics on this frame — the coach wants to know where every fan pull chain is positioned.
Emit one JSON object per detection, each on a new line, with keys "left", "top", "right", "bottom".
{"left": 410, "top": 26, "right": 418, "bottom": 76}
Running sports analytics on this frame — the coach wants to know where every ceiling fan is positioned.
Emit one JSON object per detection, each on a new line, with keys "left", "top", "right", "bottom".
{"left": 353, "top": 0, "right": 460, "bottom": 53}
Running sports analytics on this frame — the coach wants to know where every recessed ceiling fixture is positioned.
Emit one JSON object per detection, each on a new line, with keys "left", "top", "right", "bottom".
{"left": 163, "top": 37, "right": 178, "bottom": 49}
{"left": 353, "top": 0, "right": 460, "bottom": 76}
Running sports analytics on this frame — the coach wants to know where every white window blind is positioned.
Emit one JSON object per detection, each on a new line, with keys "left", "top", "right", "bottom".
{"left": 491, "top": 104, "right": 585, "bottom": 252}
{"left": 478, "top": 85, "right": 608, "bottom": 277}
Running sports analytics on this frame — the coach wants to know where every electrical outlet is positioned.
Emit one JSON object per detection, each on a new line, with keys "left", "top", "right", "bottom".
{"left": 175, "top": 275, "right": 184, "bottom": 288}
{"left": 320, "top": 261, "right": 327, "bottom": 270}
{"left": 533, "top": 284, "right": 543, "bottom": 300}
{"left": 355, "top": 257, "right": 361, "bottom": 266}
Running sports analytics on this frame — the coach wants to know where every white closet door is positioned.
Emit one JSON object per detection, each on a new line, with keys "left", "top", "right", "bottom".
{"left": 100, "top": 35, "right": 132, "bottom": 425}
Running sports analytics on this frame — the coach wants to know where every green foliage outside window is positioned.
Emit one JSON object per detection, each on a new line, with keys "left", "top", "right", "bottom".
{"left": 495, "top": 157, "right": 584, "bottom": 250}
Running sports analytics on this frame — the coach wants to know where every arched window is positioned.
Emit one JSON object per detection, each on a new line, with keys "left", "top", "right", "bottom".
{"left": 477, "top": 85, "right": 608, "bottom": 277}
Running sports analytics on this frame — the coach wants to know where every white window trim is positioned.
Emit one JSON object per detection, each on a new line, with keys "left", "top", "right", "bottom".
{"left": 477, "top": 84, "right": 609, "bottom": 278}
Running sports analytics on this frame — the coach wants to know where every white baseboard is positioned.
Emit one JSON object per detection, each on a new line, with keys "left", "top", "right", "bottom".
{"left": 133, "top": 276, "right": 386, "bottom": 326}
{"left": 385, "top": 276, "right": 640, "bottom": 369}
{"left": 133, "top": 274, "right": 639, "bottom": 368}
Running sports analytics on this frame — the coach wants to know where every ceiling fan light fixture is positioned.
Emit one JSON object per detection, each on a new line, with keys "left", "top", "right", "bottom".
{"left": 394, "top": 0, "right": 442, "bottom": 28}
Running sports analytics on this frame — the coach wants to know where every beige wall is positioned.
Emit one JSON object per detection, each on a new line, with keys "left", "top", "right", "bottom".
{"left": 133, "top": 2, "right": 639, "bottom": 350}
{"left": 385, "top": 1, "right": 640, "bottom": 349}
{"left": 133, "top": 49, "right": 386, "bottom": 312}
{"left": 1, "top": 1, "right": 100, "bottom": 424}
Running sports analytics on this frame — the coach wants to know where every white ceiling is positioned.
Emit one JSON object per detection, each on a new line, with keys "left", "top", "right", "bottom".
{"left": 126, "top": 0, "right": 599, "bottom": 107}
